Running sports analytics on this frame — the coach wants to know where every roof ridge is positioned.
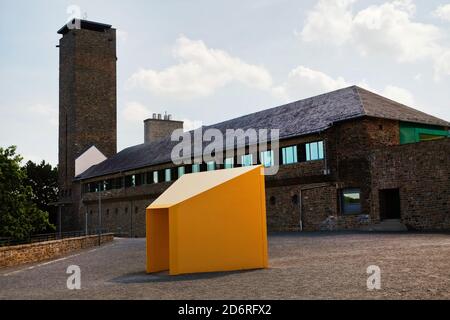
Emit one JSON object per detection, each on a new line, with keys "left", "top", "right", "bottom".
{"left": 353, "top": 86, "right": 367, "bottom": 116}
{"left": 356, "top": 86, "right": 450, "bottom": 125}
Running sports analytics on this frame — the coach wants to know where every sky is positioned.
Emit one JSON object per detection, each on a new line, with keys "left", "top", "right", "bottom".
{"left": 0, "top": 0, "right": 449, "bottom": 166}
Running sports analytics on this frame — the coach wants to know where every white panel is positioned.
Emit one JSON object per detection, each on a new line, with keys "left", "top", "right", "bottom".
{"left": 75, "top": 146, "right": 107, "bottom": 176}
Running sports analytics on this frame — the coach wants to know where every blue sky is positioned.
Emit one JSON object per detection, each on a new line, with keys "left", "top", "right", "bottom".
{"left": 1, "top": 0, "right": 449, "bottom": 165}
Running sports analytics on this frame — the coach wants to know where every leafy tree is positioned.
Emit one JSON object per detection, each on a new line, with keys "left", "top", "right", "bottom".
{"left": 23, "top": 160, "right": 58, "bottom": 228}
{"left": 0, "top": 146, "right": 54, "bottom": 240}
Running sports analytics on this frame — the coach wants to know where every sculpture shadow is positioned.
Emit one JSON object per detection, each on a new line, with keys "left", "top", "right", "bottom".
{"left": 110, "top": 269, "right": 260, "bottom": 284}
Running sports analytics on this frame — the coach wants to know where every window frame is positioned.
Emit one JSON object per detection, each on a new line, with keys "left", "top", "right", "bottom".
{"left": 241, "top": 154, "right": 254, "bottom": 167}
{"left": 164, "top": 168, "right": 171, "bottom": 182}
{"left": 305, "top": 141, "right": 324, "bottom": 162}
{"left": 260, "top": 150, "right": 274, "bottom": 168}
{"left": 281, "top": 145, "right": 298, "bottom": 165}
{"left": 341, "top": 188, "right": 362, "bottom": 215}
{"left": 206, "top": 161, "right": 216, "bottom": 171}
{"left": 153, "top": 171, "right": 159, "bottom": 184}
{"left": 224, "top": 157, "right": 234, "bottom": 169}
{"left": 178, "top": 166, "right": 185, "bottom": 177}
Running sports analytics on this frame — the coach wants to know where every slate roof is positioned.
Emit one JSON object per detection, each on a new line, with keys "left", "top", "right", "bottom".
{"left": 76, "top": 86, "right": 449, "bottom": 180}
{"left": 57, "top": 19, "right": 112, "bottom": 35}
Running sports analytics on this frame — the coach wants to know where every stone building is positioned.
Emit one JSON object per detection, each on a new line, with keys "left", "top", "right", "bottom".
{"left": 57, "top": 20, "right": 450, "bottom": 236}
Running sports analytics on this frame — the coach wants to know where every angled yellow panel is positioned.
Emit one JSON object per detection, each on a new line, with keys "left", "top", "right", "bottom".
{"left": 146, "top": 165, "right": 268, "bottom": 275}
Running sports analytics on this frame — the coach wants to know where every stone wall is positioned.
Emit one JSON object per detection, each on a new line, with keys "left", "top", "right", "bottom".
{"left": 0, "top": 234, "right": 114, "bottom": 268}
{"left": 144, "top": 118, "right": 184, "bottom": 144}
{"left": 369, "top": 138, "right": 450, "bottom": 230}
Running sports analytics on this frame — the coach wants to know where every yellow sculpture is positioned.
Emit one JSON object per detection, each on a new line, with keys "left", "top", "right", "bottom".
{"left": 146, "top": 165, "right": 268, "bottom": 275}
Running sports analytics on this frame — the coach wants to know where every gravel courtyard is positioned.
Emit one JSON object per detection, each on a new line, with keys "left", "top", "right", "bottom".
{"left": 1, "top": 233, "right": 449, "bottom": 299}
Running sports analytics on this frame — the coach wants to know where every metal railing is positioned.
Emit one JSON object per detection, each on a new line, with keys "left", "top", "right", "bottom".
{"left": 0, "top": 229, "right": 109, "bottom": 247}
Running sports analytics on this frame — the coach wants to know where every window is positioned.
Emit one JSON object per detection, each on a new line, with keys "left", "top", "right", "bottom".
{"left": 178, "top": 166, "right": 185, "bottom": 177}
{"left": 305, "top": 141, "right": 324, "bottom": 161}
{"left": 192, "top": 164, "right": 200, "bottom": 173}
{"left": 135, "top": 173, "right": 143, "bottom": 186}
{"left": 260, "top": 150, "right": 274, "bottom": 167}
{"left": 292, "top": 194, "right": 299, "bottom": 205}
{"left": 145, "top": 172, "right": 152, "bottom": 185}
{"left": 165, "top": 168, "right": 171, "bottom": 182}
{"left": 282, "top": 146, "right": 297, "bottom": 165}
{"left": 112, "top": 177, "right": 123, "bottom": 189}
{"left": 341, "top": 189, "right": 361, "bottom": 215}
{"left": 135, "top": 206, "right": 138, "bottom": 214}
{"left": 90, "top": 184, "right": 96, "bottom": 193}
{"left": 105, "top": 179, "right": 113, "bottom": 191}
{"left": 207, "top": 161, "right": 216, "bottom": 171}
{"left": 241, "top": 154, "right": 254, "bottom": 167}
{"left": 95, "top": 182, "right": 105, "bottom": 192}
{"left": 224, "top": 157, "right": 234, "bottom": 169}
{"left": 153, "top": 171, "right": 159, "bottom": 184}
{"left": 125, "top": 175, "right": 133, "bottom": 188}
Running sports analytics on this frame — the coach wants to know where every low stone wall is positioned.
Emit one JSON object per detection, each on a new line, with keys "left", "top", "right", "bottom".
{"left": 0, "top": 233, "right": 114, "bottom": 268}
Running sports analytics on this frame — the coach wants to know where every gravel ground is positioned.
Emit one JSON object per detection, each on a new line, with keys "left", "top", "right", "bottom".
{"left": 0, "top": 232, "right": 449, "bottom": 299}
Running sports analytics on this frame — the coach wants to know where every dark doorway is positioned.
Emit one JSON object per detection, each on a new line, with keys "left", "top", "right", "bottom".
{"left": 379, "top": 189, "right": 401, "bottom": 220}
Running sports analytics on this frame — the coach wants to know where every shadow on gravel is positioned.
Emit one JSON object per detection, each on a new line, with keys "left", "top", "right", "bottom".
{"left": 110, "top": 269, "right": 259, "bottom": 284}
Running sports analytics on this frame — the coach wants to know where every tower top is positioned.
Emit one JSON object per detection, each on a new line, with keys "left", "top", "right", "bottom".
{"left": 57, "top": 19, "right": 112, "bottom": 35}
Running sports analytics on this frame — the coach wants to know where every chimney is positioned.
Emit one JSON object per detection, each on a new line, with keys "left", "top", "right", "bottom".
{"left": 144, "top": 114, "right": 184, "bottom": 144}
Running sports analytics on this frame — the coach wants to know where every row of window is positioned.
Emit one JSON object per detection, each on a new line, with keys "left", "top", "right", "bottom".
{"left": 281, "top": 141, "right": 324, "bottom": 165}
{"left": 88, "top": 206, "right": 140, "bottom": 216}
{"left": 268, "top": 188, "right": 361, "bottom": 215}
{"left": 89, "top": 188, "right": 361, "bottom": 216}
{"left": 83, "top": 140, "right": 325, "bottom": 193}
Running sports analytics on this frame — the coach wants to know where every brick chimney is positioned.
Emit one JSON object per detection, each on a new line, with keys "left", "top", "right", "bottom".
{"left": 144, "top": 113, "right": 184, "bottom": 144}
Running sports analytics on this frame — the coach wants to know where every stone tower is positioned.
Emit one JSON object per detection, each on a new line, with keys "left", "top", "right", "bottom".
{"left": 57, "top": 20, "right": 117, "bottom": 230}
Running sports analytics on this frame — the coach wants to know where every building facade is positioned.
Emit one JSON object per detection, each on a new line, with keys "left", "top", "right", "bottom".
{"left": 58, "top": 21, "right": 450, "bottom": 236}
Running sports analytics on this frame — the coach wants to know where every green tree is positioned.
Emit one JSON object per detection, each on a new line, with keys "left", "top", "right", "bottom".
{"left": 0, "top": 146, "right": 54, "bottom": 240}
{"left": 23, "top": 159, "right": 58, "bottom": 228}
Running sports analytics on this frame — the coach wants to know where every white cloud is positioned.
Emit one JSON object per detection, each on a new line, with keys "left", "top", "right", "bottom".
{"left": 28, "top": 104, "right": 58, "bottom": 126}
{"left": 300, "top": 0, "right": 450, "bottom": 78}
{"left": 273, "top": 65, "right": 415, "bottom": 107}
{"left": 123, "top": 101, "right": 151, "bottom": 122}
{"left": 434, "top": 4, "right": 450, "bottom": 22}
{"left": 381, "top": 85, "right": 415, "bottom": 106}
{"left": 122, "top": 101, "right": 202, "bottom": 132}
{"left": 434, "top": 49, "right": 450, "bottom": 81}
{"left": 116, "top": 29, "right": 128, "bottom": 42}
{"left": 182, "top": 119, "right": 203, "bottom": 131}
{"left": 352, "top": 0, "right": 442, "bottom": 62}
{"left": 273, "top": 66, "right": 349, "bottom": 101}
{"left": 127, "top": 36, "right": 272, "bottom": 99}
{"left": 301, "top": 0, "right": 356, "bottom": 45}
